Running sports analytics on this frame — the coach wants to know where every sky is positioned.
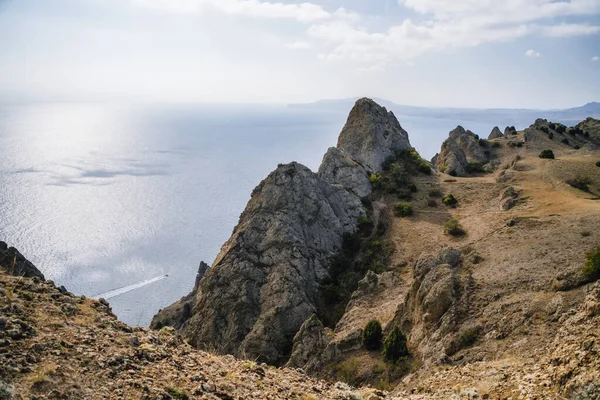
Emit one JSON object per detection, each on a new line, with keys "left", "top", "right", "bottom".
{"left": 0, "top": 0, "right": 599, "bottom": 108}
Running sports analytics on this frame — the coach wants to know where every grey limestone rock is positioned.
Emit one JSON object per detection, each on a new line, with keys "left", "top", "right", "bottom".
{"left": 488, "top": 126, "right": 503, "bottom": 140}
{"left": 318, "top": 147, "right": 372, "bottom": 198}
{"left": 435, "top": 126, "right": 489, "bottom": 177}
{"left": 0, "top": 241, "right": 45, "bottom": 280}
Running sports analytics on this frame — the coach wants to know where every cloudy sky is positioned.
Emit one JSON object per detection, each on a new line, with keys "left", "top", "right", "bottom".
{"left": 0, "top": 0, "right": 599, "bottom": 108}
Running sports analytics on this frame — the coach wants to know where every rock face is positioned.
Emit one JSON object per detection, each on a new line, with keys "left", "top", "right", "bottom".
{"left": 336, "top": 98, "right": 411, "bottom": 172}
{"left": 0, "top": 241, "right": 45, "bottom": 280}
{"left": 434, "top": 126, "right": 489, "bottom": 176}
{"left": 488, "top": 126, "right": 503, "bottom": 139}
{"left": 318, "top": 147, "right": 372, "bottom": 197}
{"left": 150, "top": 261, "right": 209, "bottom": 330}
{"left": 387, "top": 248, "right": 468, "bottom": 365}
{"left": 286, "top": 314, "right": 332, "bottom": 370}
{"left": 179, "top": 162, "right": 364, "bottom": 364}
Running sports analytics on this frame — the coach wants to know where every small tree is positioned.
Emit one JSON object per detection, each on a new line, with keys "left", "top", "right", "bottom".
{"left": 382, "top": 326, "right": 409, "bottom": 363}
{"left": 539, "top": 150, "right": 555, "bottom": 159}
{"left": 582, "top": 247, "right": 600, "bottom": 280}
{"left": 362, "top": 320, "right": 383, "bottom": 350}
{"left": 442, "top": 194, "right": 458, "bottom": 207}
{"left": 444, "top": 218, "right": 466, "bottom": 236}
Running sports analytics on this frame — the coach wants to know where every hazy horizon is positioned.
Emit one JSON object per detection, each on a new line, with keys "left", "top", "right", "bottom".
{"left": 1, "top": 0, "right": 599, "bottom": 109}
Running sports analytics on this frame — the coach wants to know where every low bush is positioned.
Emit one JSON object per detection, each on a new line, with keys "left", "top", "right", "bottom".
{"left": 458, "top": 327, "right": 480, "bottom": 349}
{"left": 358, "top": 215, "right": 374, "bottom": 234}
{"left": 540, "top": 126, "right": 549, "bottom": 134}
{"left": 465, "top": 162, "right": 486, "bottom": 173}
{"left": 478, "top": 139, "right": 489, "bottom": 147}
{"left": 539, "top": 150, "right": 555, "bottom": 159}
{"left": 548, "top": 122, "right": 556, "bottom": 130}
{"left": 556, "top": 124, "right": 566, "bottom": 134}
{"left": 566, "top": 177, "right": 592, "bottom": 192}
{"left": 596, "top": 161, "right": 600, "bottom": 167}
{"left": 428, "top": 189, "right": 443, "bottom": 198}
{"left": 442, "top": 194, "right": 458, "bottom": 207}
{"left": 491, "top": 142, "right": 501, "bottom": 148}
{"left": 336, "top": 358, "right": 361, "bottom": 385}
{"left": 382, "top": 326, "right": 409, "bottom": 363}
{"left": 444, "top": 218, "right": 466, "bottom": 236}
{"left": 561, "top": 138, "right": 570, "bottom": 145}
{"left": 362, "top": 320, "right": 383, "bottom": 350}
{"left": 582, "top": 247, "right": 600, "bottom": 280}
{"left": 548, "top": 132, "right": 554, "bottom": 140}
{"left": 394, "top": 202, "right": 413, "bottom": 217}
{"left": 427, "top": 199, "right": 437, "bottom": 208}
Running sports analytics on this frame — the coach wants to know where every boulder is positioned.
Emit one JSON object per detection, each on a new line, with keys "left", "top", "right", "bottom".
{"left": 488, "top": 126, "right": 503, "bottom": 140}
{"left": 286, "top": 314, "right": 332, "bottom": 370}
{"left": 178, "top": 162, "right": 365, "bottom": 364}
{"left": 336, "top": 98, "right": 411, "bottom": 172}
{"left": 318, "top": 147, "right": 372, "bottom": 197}
{"left": 434, "top": 126, "right": 489, "bottom": 177}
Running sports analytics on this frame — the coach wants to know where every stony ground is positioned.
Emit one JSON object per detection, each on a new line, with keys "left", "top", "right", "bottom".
{"left": 0, "top": 271, "right": 386, "bottom": 400}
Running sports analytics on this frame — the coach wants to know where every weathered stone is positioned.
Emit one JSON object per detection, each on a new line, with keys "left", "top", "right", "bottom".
{"left": 286, "top": 314, "right": 331, "bottom": 370}
{"left": 0, "top": 242, "right": 45, "bottom": 280}
{"left": 318, "top": 147, "right": 372, "bottom": 198}
{"left": 434, "top": 126, "right": 489, "bottom": 177}
{"left": 488, "top": 126, "right": 503, "bottom": 140}
{"left": 180, "top": 162, "right": 364, "bottom": 364}
{"left": 336, "top": 98, "right": 411, "bottom": 172}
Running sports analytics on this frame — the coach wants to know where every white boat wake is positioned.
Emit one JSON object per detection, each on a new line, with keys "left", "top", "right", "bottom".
{"left": 93, "top": 274, "right": 168, "bottom": 300}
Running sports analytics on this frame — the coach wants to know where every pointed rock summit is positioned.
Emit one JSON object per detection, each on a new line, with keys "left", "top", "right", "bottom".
{"left": 488, "top": 126, "right": 503, "bottom": 139}
{"left": 336, "top": 98, "right": 411, "bottom": 172}
{"left": 318, "top": 147, "right": 372, "bottom": 197}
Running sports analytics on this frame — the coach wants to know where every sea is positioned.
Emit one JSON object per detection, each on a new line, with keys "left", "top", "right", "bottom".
{"left": 0, "top": 102, "right": 523, "bottom": 326}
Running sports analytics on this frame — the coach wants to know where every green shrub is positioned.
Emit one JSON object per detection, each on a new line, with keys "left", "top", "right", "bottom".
{"left": 548, "top": 132, "right": 554, "bottom": 140}
{"left": 166, "top": 387, "right": 189, "bottom": 400}
{"left": 491, "top": 142, "right": 501, "bottom": 148}
{"left": 581, "top": 231, "right": 591, "bottom": 237}
{"left": 596, "top": 161, "right": 600, "bottom": 167}
{"left": 358, "top": 215, "right": 374, "bottom": 234}
{"left": 390, "top": 163, "right": 408, "bottom": 185}
{"left": 582, "top": 247, "right": 600, "bottom": 279}
{"left": 382, "top": 326, "right": 409, "bottom": 363}
{"left": 362, "top": 320, "right": 383, "bottom": 350}
{"left": 465, "top": 162, "right": 486, "bottom": 173}
{"left": 442, "top": 194, "right": 458, "bottom": 207}
{"left": 539, "top": 150, "right": 555, "bottom": 159}
{"left": 444, "top": 218, "right": 465, "bottom": 236}
{"left": 428, "top": 189, "right": 443, "bottom": 198}
{"left": 458, "top": 327, "right": 479, "bottom": 349}
{"left": 394, "top": 202, "right": 413, "bottom": 217}
{"left": 417, "top": 162, "right": 432, "bottom": 174}
{"left": 566, "top": 177, "right": 592, "bottom": 192}
{"left": 561, "top": 138, "right": 570, "bottom": 145}
{"left": 478, "top": 139, "right": 489, "bottom": 147}
{"left": 540, "top": 126, "right": 549, "bottom": 134}
{"left": 336, "top": 358, "right": 360, "bottom": 385}
{"left": 556, "top": 124, "right": 566, "bottom": 134}
{"left": 548, "top": 122, "right": 556, "bottom": 130}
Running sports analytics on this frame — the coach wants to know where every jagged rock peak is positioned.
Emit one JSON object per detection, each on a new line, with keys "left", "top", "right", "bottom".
{"left": 488, "top": 126, "right": 503, "bottom": 140}
{"left": 336, "top": 98, "right": 411, "bottom": 172}
{"left": 318, "top": 147, "right": 372, "bottom": 198}
{"left": 177, "top": 161, "right": 365, "bottom": 364}
{"left": 0, "top": 241, "right": 45, "bottom": 280}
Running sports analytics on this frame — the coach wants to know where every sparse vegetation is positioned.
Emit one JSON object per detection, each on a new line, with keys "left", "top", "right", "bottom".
{"left": 458, "top": 327, "right": 480, "bottom": 349}
{"left": 582, "top": 247, "right": 600, "bottom": 280}
{"left": 336, "top": 358, "right": 360, "bottom": 385}
{"left": 540, "top": 126, "right": 549, "bottom": 134}
{"left": 581, "top": 231, "right": 591, "bottom": 237}
{"left": 394, "top": 202, "right": 413, "bottom": 217}
{"left": 549, "top": 122, "right": 556, "bottom": 130}
{"left": 555, "top": 123, "right": 566, "bottom": 134}
{"left": 548, "top": 132, "right": 554, "bottom": 140}
{"left": 362, "top": 320, "right": 383, "bottom": 350}
{"left": 166, "top": 387, "right": 190, "bottom": 400}
{"left": 427, "top": 199, "right": 437, "bottom": 208}
{"left": 596, "top": 161, "right": 600, "bottom": 168}
{"left": 442, "top": 194, "right": 458, "bottom": 207}
{"left": 358, "top": 215, "right": 374, "bottom": 234}
{"left": 491, "top": 142, "right": 501, "bottom": 148}
{"left": 0, "top": 381, "right": 12, "bottom": 400}
{"left": 561, "top": 138, "right": 570, "bottom": 145}
{"left": 428, "top": 189, "right": 443, "bottom": 198}
{"left": 444, "top": 218, "right": 466, "bottom": 236}
{"left": 539, "top": 150, "right": 555, "bottom": 159}
{"left": 566, "top": 177, "right": 592, "bottom": 192}
{"left": 382, "top": 326, "right": 409, "bottom": 363}
{"left": 478, "top": 139, "right": 489, "bottom": 147}
{"left": 465, "top": 162, "right": 486, "bottom": 173}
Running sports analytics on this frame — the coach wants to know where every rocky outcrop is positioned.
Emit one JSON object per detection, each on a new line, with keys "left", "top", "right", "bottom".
{"left": 434, "top": 126, "right": 489, "bottom": 176}
{"left": 150, "top": 261, "right": 209, "bottom": 330}
{"left": 488, "top": 126, "right": 503, "bottom": 140}
{"left": 498, "top": 186, "right": 519, "bottom": 210}
{"left": 179, "top": 162, "right": 364, "bottom": 364}
{"left": 0, "top": 241, "right": 44, "bottom": 280}
{"left": 504, "top": 126, "right": 517, "bottom": 136}
{"left": 286, "top": 314, "right": 332, "bottom": 370}
{"left": 387, "top": 248, "right": 468, "bottom": 365}
{"left": 318, "top": 147, "right": 372, "bottom": 197}
{"left": 336, "top": 98, "right": 411, "bottom": 172}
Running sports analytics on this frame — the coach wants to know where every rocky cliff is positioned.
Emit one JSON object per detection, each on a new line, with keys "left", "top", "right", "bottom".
{"left": 433, "top": 126, "right": 491, "bottom": 176}
{"left": 0, "top": 241, "right": 45, "bottom": 281}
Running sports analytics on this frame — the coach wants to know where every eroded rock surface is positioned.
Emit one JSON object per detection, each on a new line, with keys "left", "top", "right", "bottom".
{"left": 488, "top": 126, "right": 503, "bottom": 139}
{"left": 337, "top": 98, "right": 411, "bottom": 172}
{"left": 434, "top": 126, "right": 489, "bottom": 176}
{"left": 0, "top": 241, "right": 45, "bottom": 280}
{"left": 318, "top": 147, "right": 372, "bottom": 197}
{"left": 180, "top": 162, "right": 364, "bottom": 364}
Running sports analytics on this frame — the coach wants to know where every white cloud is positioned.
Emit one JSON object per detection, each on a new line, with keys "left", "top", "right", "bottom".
{"left": 286, "top": 41, "right": 311, "bottom": 50}
{"left": 132, "top": 0, "right": 333, "bottom": 22}
{"left": 593, "top": 56, "right": 600, "bottom": 61}
{"left": 525, "top": 49, "right": 541, "bottom": 57}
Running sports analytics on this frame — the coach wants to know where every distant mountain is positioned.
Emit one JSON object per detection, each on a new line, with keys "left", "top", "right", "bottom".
{"left": 289, "top": 99, "right": 600, "bottom": 127}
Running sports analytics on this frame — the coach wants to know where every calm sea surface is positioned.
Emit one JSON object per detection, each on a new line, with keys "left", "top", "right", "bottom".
{"left": 0, "top": 102, "right": 504, "bottom": 325}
